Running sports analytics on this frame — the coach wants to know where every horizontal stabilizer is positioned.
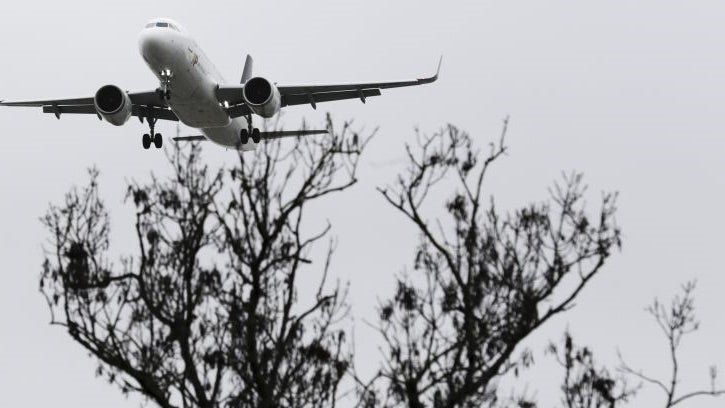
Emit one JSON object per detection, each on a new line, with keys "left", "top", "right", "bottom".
{"left": 172, "top": 129, "right": 329, "bottom": 144}
{"left": 172, "top": 135, "right": 207, "bottom": 142}
{"left": 260, "top": 129, "right": 329, "bottom": 140}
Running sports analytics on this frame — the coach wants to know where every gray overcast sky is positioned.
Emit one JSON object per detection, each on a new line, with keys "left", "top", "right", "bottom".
{"left": 1, "top": 1, "right": 725, "bottom": 406}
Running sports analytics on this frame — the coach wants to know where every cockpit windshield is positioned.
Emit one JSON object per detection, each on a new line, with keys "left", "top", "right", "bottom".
{"left": 145, "top": 22, "right": 180, "bottom": 31}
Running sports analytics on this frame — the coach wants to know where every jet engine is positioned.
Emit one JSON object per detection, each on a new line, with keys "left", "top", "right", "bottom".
{"left": 242, "top": 77, "right": 281, "bottom": 118}
{"left": 94, "top": 85, "right": 132, "bottom": 126}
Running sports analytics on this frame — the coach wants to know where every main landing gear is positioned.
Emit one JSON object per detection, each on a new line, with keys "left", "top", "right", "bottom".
{"left": 142, "top": 117, "right": 163, "bottom": 150}
{"left": 240, "top": 114, "right": 261, "bottom": 144}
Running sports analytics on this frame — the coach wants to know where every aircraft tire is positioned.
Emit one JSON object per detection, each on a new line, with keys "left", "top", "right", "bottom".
{"left": 153, "top": 133, "right": 163, "bottom": 149}
{"left": 240, "top": 129, "right": 249, "bottom": 144}
{"left": 251, "top": 128, "right": 261, "bottom": 143}
{"left": 142, "top": 133, "right": 151, "bottom": 150}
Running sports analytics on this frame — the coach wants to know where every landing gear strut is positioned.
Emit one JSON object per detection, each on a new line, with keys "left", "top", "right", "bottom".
{"left": 156, "top": 88, "right": 171, "bottom": 101}
{"left": 142, "top": 116, "right": 163, "bottom": 150}
{"left": 156, "top": 69, "right": 173, "bottom": 101}
{"left": 240, "top": 114, "right": 261, "bottom": 144}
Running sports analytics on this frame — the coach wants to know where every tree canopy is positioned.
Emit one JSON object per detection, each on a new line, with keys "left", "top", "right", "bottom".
{"left": 38, "top": 118, "right": 724, "bottom": 408}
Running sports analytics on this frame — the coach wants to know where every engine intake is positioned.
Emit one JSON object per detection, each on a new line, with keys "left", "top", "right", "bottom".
{"left": 94, "top": 85, "right": 132, "bottom": 126}
{"left": 242, "top": 77, "right": 281, "bottom": 118}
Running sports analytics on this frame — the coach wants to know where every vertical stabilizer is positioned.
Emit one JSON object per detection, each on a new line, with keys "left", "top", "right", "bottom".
{"left": 241, "top": 55, "right": 254, "bottom": 84}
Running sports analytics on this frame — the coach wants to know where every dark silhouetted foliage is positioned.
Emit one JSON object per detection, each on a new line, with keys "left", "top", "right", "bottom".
{"left": 40, "top": 118, "right": 724, "bottom": 408}
{"left": 548, "top": 333, "right": 635, "bottom": 408}
{"left": 41, "top": 117, "right": 372, "bottom": 408}
{"left": 360, "top": 121, "right": 621, "bottom": 408}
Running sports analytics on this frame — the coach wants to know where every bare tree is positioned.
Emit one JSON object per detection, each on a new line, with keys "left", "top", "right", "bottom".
{"left": 361, "top": 121, "right": 621, "bottom": 407}
{"left": 40, "top": 116, "right": 372, "bottom": 408}
{"left": 619, "top": 281, "right": 725, "bottom": 407}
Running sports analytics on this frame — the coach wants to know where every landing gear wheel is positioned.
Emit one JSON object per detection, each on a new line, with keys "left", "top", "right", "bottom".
{"left": 240, "top": 129, "right": 250, "bottom": 144}
{"left": 164, "top": 89, "right": 171, "bottom": 101}
{"left": 153, "top": 133, "right": 163, "bottom": 149}
{"left": 142, "top": 133, "right": 151, "bottom": 150}
{"left": 251, "top": 128, "right": 261, "bottom": 143}
{"left": 142, "top": 117, "right": 159, "bottom": 151}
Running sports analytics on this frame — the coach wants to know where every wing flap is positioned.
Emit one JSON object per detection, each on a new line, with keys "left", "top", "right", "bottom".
{"left": 132, "top": 105, "right": 179, "bottom": 122}
{"left": 129, "top": 91, "right": 168, "bottom": 108}
{"left": 42, "top": 105, "right": 98, "bottom": 115}
{"left": 216, "top": 85, "right": 244, "bottom": 106}
{"left": 282, "top": 88, "right": 381, "bottom": 107}
{"left": 226, "top": 104, "right": 253, "bottom": 119}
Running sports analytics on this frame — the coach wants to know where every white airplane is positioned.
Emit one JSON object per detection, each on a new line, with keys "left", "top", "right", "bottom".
{"left": 0, "top": 18, "right": 441, "bottom": 151}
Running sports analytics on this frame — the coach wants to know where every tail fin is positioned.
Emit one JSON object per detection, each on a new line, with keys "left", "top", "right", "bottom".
{"left": 241, "top": 55, "right": 254, "bottom": 84}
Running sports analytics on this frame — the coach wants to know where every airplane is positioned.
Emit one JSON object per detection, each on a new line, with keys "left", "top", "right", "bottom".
{"left": 0, "top": 18, "right": 441, "bottom": 151}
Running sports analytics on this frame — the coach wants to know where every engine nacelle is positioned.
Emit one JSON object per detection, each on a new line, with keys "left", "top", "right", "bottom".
{"left": 242, "top": 77, "right": 281, "bottom": 118}
{"left": 94, "top": 85, "right": 132, "bottom": 126}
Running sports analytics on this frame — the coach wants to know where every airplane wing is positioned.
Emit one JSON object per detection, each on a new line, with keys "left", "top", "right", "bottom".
{"left": 218, "top": 57, "right": 441, "bottom": 118}
{"left": 173, "top": 129, "right": 328, "bottom": 143}
{"left": 0, "top": 90, "right": 179, "bottom": 122}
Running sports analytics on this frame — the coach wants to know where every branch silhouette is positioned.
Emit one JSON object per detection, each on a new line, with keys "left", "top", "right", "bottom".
{"left": 619, "top": 281, "right": 725, "bottom": 408}
{"left": 40, "top": 116, "right": 373, "bottom": 408}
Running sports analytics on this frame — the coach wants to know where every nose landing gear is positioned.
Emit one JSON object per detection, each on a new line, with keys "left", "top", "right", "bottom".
{"left": 156, "top": 70, "right": 173, "bottom": 101}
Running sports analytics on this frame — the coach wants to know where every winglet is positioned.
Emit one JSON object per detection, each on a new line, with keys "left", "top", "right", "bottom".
{"left": 241, "top": 54, "right": 254, "bottom": 84}
{"left": 419, "top": 55, "right": 443, "bottom": 84}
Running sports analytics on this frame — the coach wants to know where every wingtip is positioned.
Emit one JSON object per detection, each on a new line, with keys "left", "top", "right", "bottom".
{"left": 430, "top": 55, "right": 443, "bottom": 81}
{"left": 418, "top": 56, "right": 443, "bottom": 83}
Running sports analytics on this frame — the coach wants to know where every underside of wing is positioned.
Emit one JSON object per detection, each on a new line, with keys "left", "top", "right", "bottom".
{"left": 217, "top": 57, "right": 441, "bottom": 116}
{"left": 37, "top": 104, "right": 178, "bottom": 122}
{"left": 1, "top": 89, "right": 178, "bottom": 122}
{"left": 0, "top": 96, "right": 94, "bottom": 107}
{"left": 276, "top": 56, "right": 442, "bottom": 96}
{"left": 128, "top": 90, "right": 169, "bottom": 108}
{"left": 282, "top": 88, "right": 381, "bottom": 107}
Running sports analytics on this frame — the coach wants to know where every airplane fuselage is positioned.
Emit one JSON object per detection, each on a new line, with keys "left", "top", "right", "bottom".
{"left": 138, "top": 19, "right": 250, "bottom": 148}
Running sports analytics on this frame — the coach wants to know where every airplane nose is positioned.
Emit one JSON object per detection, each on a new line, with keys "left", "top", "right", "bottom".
{"left": 138, "top": 32, "right": 167, "bottom": 60}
